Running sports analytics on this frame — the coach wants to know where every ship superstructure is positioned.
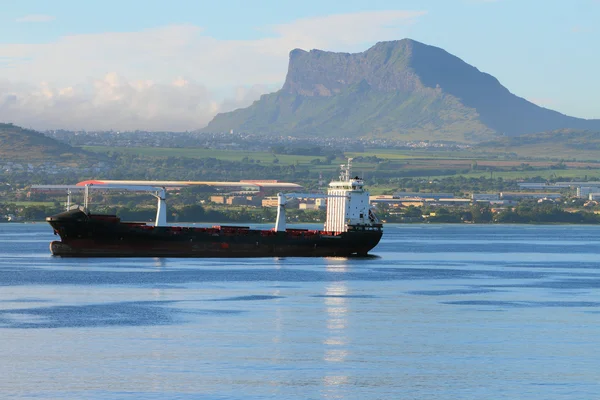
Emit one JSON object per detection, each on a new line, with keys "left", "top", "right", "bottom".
{"left": 324, "top": 159, "right": 376, "bottom": 233}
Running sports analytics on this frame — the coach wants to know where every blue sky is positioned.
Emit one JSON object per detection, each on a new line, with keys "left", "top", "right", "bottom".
{"left": 1, "top": 0, "right": 598, "bottom": 130}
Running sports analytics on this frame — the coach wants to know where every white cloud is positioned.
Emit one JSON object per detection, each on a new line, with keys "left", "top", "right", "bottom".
{"left": 15, "top": 14, "right": 55, "bottom": 23}
{"left": 0, "top": 74, "right": 269, "bottom": 131}
{"left": 0, "top": 10, "right": 426, "bottom": 130}
{"left": 268, "top": 10, "right": 426, "bottom": 51}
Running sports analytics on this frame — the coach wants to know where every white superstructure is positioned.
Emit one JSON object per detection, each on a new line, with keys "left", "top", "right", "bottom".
{"left": 324, "top": 159, "right": 375, "bottom": 233}
{"left": 272, "top": 159, "right": 379, "bottom": 233}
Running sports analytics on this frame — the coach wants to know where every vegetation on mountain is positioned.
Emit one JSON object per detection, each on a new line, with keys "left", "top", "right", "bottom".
{"left": 204, "top": 39, "right": 600, "bottom": 142}
{"left": 0, "top": 123, "right": 99, "bottom": 165}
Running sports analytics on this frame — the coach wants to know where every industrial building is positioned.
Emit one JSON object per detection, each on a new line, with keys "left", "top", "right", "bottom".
{"left": 472, "top": 193, "right": 501, "bottom": 201}
{"left": 518, "top": 181, "right": 600, "bottom": 199}
{"left": 210, "top": 196, "right": 262, "bottom": 206}
{"left": 299, "top": 199, "right": 327, "bottom": 210}
{"left": 393, "top": 192, "right": 454, "bottom": 200}
{"left": 577, "top": 187, "right": 600, "bottom": 198}
{"left": 500, "top": 192, "right": 562, "bottom": 200}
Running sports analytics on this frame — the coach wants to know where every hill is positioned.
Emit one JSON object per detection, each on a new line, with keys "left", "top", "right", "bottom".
{"left": 0, "top": 123, "right": 98, "bottom": 165}
{"left": 203, "top": 39, "right": 600, "bottom": 143}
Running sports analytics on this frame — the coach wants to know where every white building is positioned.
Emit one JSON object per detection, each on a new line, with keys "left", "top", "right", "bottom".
{"left": 472, "top": 193, "right": 500, "bottom": 201}
{"left": 577, "top": 187, "right": 600, "bottom": 198}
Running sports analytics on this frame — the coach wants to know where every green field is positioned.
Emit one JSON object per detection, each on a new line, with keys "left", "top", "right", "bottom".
{"left": 82, "top": 146, "right": 331, "bottom": 166}
{"left": 80, "top": 145, "right": 600, "bottom": 183}
{"left": 346, "top": 148, "right": 484, "bottom": 161}
{"left": 476, "top": 130, "right": 600, "bottom": 161}
{"left": 9, "top": 201, "right": 56, "bottom": 207}
{"left": 427, "top": 168, "right": 600, "bottom": 181}
{"left": 83, "top": 145, "right": 481, "bottom": 164}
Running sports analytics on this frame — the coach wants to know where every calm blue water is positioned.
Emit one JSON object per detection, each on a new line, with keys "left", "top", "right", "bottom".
{"left": 1, "top": 223, "right": 600, "bottom": 399}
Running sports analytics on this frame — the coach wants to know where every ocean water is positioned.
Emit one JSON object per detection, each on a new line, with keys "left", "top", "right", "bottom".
{"left": 1, "top": 223, "right": 600, "bottom": 399}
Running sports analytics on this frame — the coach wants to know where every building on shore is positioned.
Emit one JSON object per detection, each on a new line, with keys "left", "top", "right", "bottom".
{"left": 577, "top": 187, "right": 600, "bottom": 198}
{"left": 500, "top": 192, "right": 562, "bottom": 200}
{"left": 393, "top": 192, "right": 454, "bottom": 200}
{"left": 472, "top": 193, "right": 501, "bottom": 201}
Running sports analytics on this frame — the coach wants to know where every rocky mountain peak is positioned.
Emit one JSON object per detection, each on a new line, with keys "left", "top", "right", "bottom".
{"left": 204, "top": 39, "right": 600, "bottom": 141}
{"left": 282, "top": 38, "right": 424, "bottom": 96}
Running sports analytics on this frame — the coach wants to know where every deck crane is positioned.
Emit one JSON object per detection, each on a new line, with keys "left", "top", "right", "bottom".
{"left": 31, "top": 184, "right": 168, "bottom": 227}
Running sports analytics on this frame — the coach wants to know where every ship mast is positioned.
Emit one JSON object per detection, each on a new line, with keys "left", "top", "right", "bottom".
{"left": 339, "top": 158, "right": 353, "bottom": 182}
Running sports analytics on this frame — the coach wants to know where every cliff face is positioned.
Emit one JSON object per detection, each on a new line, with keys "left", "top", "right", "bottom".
{"left": 203, "top": 39, "right": 600, "bottom": 142}
{"left": 281, "top": 41, "right": 419, "bottom": 96}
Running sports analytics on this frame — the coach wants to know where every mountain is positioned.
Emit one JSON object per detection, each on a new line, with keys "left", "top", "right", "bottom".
{"left": 203, "top": 39, "right": 600, "bottom": 143}
{"left": 0, "top": 123, "right": 97, "bottom": 165}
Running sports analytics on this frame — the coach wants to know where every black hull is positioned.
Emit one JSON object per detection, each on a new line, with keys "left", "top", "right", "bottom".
{"left": 46, "top": 210, "right": 383, "bottom": 258}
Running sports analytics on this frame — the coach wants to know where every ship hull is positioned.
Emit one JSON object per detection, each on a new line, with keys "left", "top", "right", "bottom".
{"left": 46, "top": 210, "right": 382, "bottom": 258}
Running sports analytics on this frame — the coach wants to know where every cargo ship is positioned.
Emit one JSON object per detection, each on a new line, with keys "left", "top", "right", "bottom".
{"left": 45, "top": 160, "right": 383, "bottom": 257}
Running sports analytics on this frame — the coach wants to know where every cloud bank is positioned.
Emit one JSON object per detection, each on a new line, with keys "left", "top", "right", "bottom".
{"left": 0, "top": 10, "right": 425, "bottom": 131}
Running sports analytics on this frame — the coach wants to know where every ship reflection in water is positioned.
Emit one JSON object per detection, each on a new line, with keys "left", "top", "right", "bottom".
{"left": 322, "top": 262, "right": 350, "bottom": 397}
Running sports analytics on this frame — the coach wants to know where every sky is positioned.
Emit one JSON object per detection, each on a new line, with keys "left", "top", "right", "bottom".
{"left": 0, "top": 0, "right": 599, "bottom": 131}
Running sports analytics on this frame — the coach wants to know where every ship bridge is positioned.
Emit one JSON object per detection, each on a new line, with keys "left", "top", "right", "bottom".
{"left": 328, "top": 177, "right": 364, "bottom": 190}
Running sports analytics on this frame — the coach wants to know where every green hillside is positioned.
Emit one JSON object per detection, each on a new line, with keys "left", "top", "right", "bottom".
{"left": 0, "top": 123, "right": 98, "bottom": 165}
{"left": 207, "top": 81, "right": 494, "bottom": 142}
